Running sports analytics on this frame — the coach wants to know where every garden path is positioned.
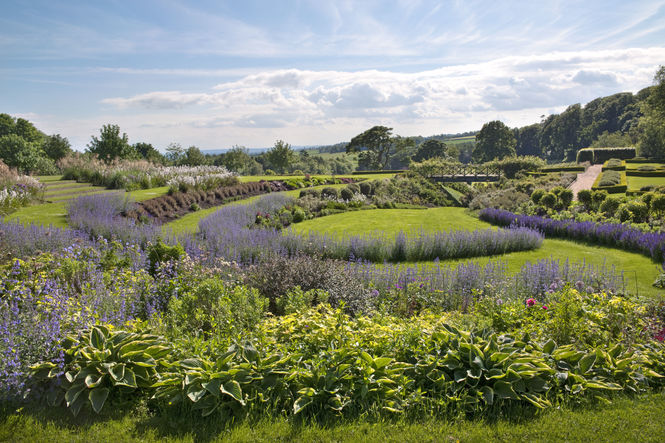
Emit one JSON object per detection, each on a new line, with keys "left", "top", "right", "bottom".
{"left": 568, "top": 164, "right": 602, "bottom": 200}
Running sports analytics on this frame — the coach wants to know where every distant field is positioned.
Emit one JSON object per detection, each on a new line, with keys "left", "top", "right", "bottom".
{"left": 445, "top": 135, "right": 476, "bottom": 145}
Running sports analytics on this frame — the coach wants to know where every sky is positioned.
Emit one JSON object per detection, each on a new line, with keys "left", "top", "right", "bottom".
{"left": 1, "top": 0, "right": 665, "bottom": 151}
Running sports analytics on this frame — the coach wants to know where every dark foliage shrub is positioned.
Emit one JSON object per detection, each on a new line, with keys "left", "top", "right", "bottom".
{"left": 591, "top": 190, "right": 608, "bottom": 209}
{"left": 540, "top": 192, "right": 557, "bottom": 209}
{"left": 245, "top": 254, "right": 375, "bottom": 315}
{"left": 559, "top": 188, "right": 573, "bottom": 208}
{"left": 531, "top": 189, "right": 545, "bottom": 204}
{"left": 292, "top": 207, "right": 306, "bottom": 223}
{"left": 347, "top": 183, "right": 360, "bottom": 193}
{"left": 359, "top": 181, "right": 373, "bottom": 196}
{"left": 599, "top": 196, "right": 622, "bottom": 216}
{"left": 626, "top": 201, "right": 649, "bottom": 223}
{"left": 340, "top": 187, "right": 354, "bottom": 201}
{"left": 577, "top": 189, "right": 592, "bottom": 209}
{"left": 321, "top": 187, "right": 339, "bottom": 199}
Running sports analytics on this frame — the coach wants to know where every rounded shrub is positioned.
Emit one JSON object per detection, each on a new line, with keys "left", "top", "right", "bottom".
{"left": 626, "top": 201, "right": 648, "bottom": 223}
{"left": 531, "top": 189, "right": 545, "bottom": 204}
{"left": 347, "top": 183, "right": 360, "bottom": 194}
{"left": 591, "top": 190, "right": 608, "bottom": 210}
{"left": 540, "top": 192, "right": 557, "bottom": 209}
{"left": 558, "top": 189, "right": 573, "bottom": 208}
{"left": 577, "top": 189, "right": 592, "bottom": 209}
{"left": 599, "top": 196, "right": 621, "bottom": 216}
{"left": 359, "top": 181, "right": 373, "bottom": 196}
{"left": 321, "top": 187, "right": 339, "bottom": 199}
{"left": 616, "top": 204, "right": 633, "bottom": 222}
{"left": 340, "top": 187, "right": 353, "bottom": 201}
{"left": 265, "top": 169, "right": 276, "bottom": 176}
{"left": 651, "top": 194, "right": 665, "bottom": 216}
{"left": 292, "top": 207, "right": 306, "bottom": 223}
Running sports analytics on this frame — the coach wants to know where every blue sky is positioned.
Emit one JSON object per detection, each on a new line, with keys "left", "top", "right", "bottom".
{"left": 2, "top": 0, "right": 665, "bottom": 150}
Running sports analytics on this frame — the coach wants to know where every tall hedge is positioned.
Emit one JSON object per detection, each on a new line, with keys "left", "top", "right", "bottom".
{"left": 576, "top": 147, "right": 636, "bottom": 164}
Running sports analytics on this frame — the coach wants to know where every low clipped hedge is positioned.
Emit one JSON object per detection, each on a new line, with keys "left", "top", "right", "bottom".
{"left": 626, "top": 170, "right": 665, "bottom": 177}
{"left": 602, "top": 159, "right": 626, "bottom": 171}
{"left": 540, "top": 166, "right": 585, "bottom": 173}
{"left": 626, "top": 157, "right": 664, "bottom": 164}
{"left": 352, "top": 170, "right": 405, "bottom": 175}
{"left": 592, "top": 170, "right": 627, "bottom": 194}
{"left": 577, "top": 147, "right": 636, "bottom": 164}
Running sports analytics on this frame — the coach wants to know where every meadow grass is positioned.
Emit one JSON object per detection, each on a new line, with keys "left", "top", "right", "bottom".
{"left": 1, "top": 393, "right": 662, "bottom": 442}
{"left": 293, "top": 208, "right": 664, "bottom": 298}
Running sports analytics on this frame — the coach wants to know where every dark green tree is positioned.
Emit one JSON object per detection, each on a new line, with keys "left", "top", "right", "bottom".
{"left": 638, "top": 66, "right": 665, "bottom": 159}
{"left": 514, "top": 123, "right": 543, "bottom": 157}
{"left": 0, "top": 134, "right": 41, "bottom": 173}
{"left": 42, "top": 134, "right": 72, "bottom": 161}
{"left": 413, "top": 139, "right": 448, "bottom": 162}
{"left": 265, "top": 140, "right": 295, "bottom": 173}
{"left": 86, "top": 124, "right": 135, "bottom": 162}
{"left": 183, "top": 146, "right": 208, "bottom": 166}
{"left": 347, "top": 126, "right": 415, "bottom": 170}
{"left": 165, "top": 142, "right": 185, "bottom": 165}
{"left": 219, "top": 146, "right": 253, "bottom": 173}
{"left": 133, "top": 142, "right": 165, "bottom": 163}
{"left": 472, "top": 121, "right": 516, "bottom": 163}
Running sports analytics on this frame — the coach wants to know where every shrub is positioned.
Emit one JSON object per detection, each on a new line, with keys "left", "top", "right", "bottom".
{"left": 265, "top": 169, "right": 276, "bottom": 175}
{"left": 599, "top": 196, "right": 622, "bottom": 216}
{"left": 578, "top": 189, "right": 592, "bottom": 209}
{"left": 321, "top": 187, "right": 339, "bottom": 199}
{"left": 347, "top": 183, "right": 360, "bottom": 194}
{"left": 559, "top": 188, "right": 573, "bottom": 208}
{"left": 167, "top": 279, "right": 266, "bottom": 339}
{"left": 292, "top": 207, "right": 306, "bottom": 223}
{"left": 531, "top": 189, "right": 545, "bottom": 204}
{"left": 540, "top": 192, "right": 557, "bottom": 209}
{"left": 651, "top": 194, "right": 665, "bottom": 217}
{"left": 591, "top": 190, "right": 608, "bottom": 209}
{"left": 245, "top": 254, "right": 375, "bottom": 315}
{"left": 340, "top": 187, "right": 354, "bottom": 201}
{"left": 617, "top": 204, "right": 633, "bottom": 222}
{"left": 485, "top": 156, "right": 545, "bottom": 179}
{"left": 276, "top": 286, "right": 329, "bottom": 315}
{"left": 147, "top": 240, "right": 185, "bottom": 276}
{"left": 359, "top": 181, "right": 373, "bottom": 196}
{"left": 627, "top": 201, "right": 649, "bottom": 223}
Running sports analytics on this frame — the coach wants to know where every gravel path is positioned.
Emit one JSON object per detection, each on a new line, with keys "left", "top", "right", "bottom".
{"left": 569, "top": 164, "right": 602, "bottom": 200}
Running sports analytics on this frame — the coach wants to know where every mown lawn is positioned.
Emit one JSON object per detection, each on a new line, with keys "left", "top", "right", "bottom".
{"left": 293, "top": 208, "right": 664, "bottom": 298}
{"left": 627, "top": 175, "right": 665, "bottom": 191}
{"left": 1, "top": 393, "right": 663, "bottom": 442}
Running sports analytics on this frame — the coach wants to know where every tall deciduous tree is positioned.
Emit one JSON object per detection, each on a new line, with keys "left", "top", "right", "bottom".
{"left": 86, "top": 124, "right": 135, "bottom": 163}
{"left": 472, "top": 121, "right": 516, "bottom": 163}
{"left": 42, "top": 134, "right": 72, "bottom": 161}
{"left": 265, "top": 140, "right": 294, "bottom": 173}
{"left": 0, "top": 134, "right": 41, "bottom": 173}
{"left": 346, "top": 126, "right": 414, "bottom": 170}
{"left": 638, "top": 66, "right": 665, "bottom": 160}
{"left": 413, "top": 139, "right": 448, "bottom": 162}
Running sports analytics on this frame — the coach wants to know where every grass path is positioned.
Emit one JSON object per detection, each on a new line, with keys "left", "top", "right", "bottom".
{"left": 293, "top": 208, "right": 664, "bottom": 298}
{"left": 1, "top": 393, "right": 663, "bottom": 442}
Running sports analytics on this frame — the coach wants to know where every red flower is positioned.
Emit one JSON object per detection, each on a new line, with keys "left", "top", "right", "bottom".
{"left": 542, "top": 305, "right": 548, "bottom": 310}
{"left": 526, "top": 298, "right": 536, "bottom": 307}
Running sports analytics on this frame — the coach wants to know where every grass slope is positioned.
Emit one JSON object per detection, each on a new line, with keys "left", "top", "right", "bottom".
{"left": 293, "top": 208, "right": 663, "bottom": 298}
{"left": 1, "top": 393, "right": 663, "bottom": 442}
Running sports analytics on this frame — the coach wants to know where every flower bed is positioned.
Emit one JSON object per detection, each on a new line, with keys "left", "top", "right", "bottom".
{"left": 479, "top": 207, "right": 665, "bottom": 262}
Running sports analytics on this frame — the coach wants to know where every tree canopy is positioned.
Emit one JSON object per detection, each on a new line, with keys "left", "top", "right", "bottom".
{"left": 265, "top": 140, "right": 295, "bottom": 173}
{"left": 413, "top": 139, "right": 448, "bottom": 162}
{"left": 347, "top": 126, "right": 415, "bottom": 170}
{"left": 86, "top": 124, "right": 135, "bottom": 163}
{"left": 472, "top": 121, "right": 516, "bottom": 163}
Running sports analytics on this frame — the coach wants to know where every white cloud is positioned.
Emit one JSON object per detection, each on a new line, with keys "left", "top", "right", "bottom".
{"left": 91, "top": 47, "right": 665, "bottom": 147}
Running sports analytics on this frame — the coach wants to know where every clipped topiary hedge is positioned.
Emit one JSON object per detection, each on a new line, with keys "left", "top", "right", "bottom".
{"left": 577, "top": 147, "right": 636, "bottom": 164}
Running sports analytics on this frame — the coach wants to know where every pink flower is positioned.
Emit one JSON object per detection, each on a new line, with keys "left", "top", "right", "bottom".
{"left": 542, "top": 305, "right": 548, "bottom": 310}
{"left": 526, "top": 298, "right": 536, "bottom": 307}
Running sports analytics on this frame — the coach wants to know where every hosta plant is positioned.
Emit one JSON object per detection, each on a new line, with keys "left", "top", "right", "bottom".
{"left": 30, "top": 325, "right": 173, "bottom": 416}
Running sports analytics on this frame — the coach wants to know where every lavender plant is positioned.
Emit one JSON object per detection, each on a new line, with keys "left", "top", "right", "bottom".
{"left": 67, "top": 193, "right": 160, "bottom": 245}
{"left": 480, "top": 208, "right": 665, "bottom": 263}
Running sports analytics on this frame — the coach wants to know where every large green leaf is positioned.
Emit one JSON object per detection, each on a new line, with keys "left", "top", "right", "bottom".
{"left": 293, "top": 396, "right": 312, "bottom": 415}
{"left": 90, "top": 327, "right": 107, "bottom": 351}
{"left": 88, "top": 387, "right": 109, "bottom": 414}
{"left": 542, "top": 339, "right": 556, "bottom": 355}
{"left": 221, "top": 380, "right": 243, "bottom": 403}
{"left": 480, "top": 386, "right": 494, "bottom": 405}
{"left": 493, "top": 380, "right": 519, "bottom": 400}
{"left": 373, "top": 357, "right": 393, "bottom": 370}
{"left": 579, "top": 353, "right": 597, "bottom": 373}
